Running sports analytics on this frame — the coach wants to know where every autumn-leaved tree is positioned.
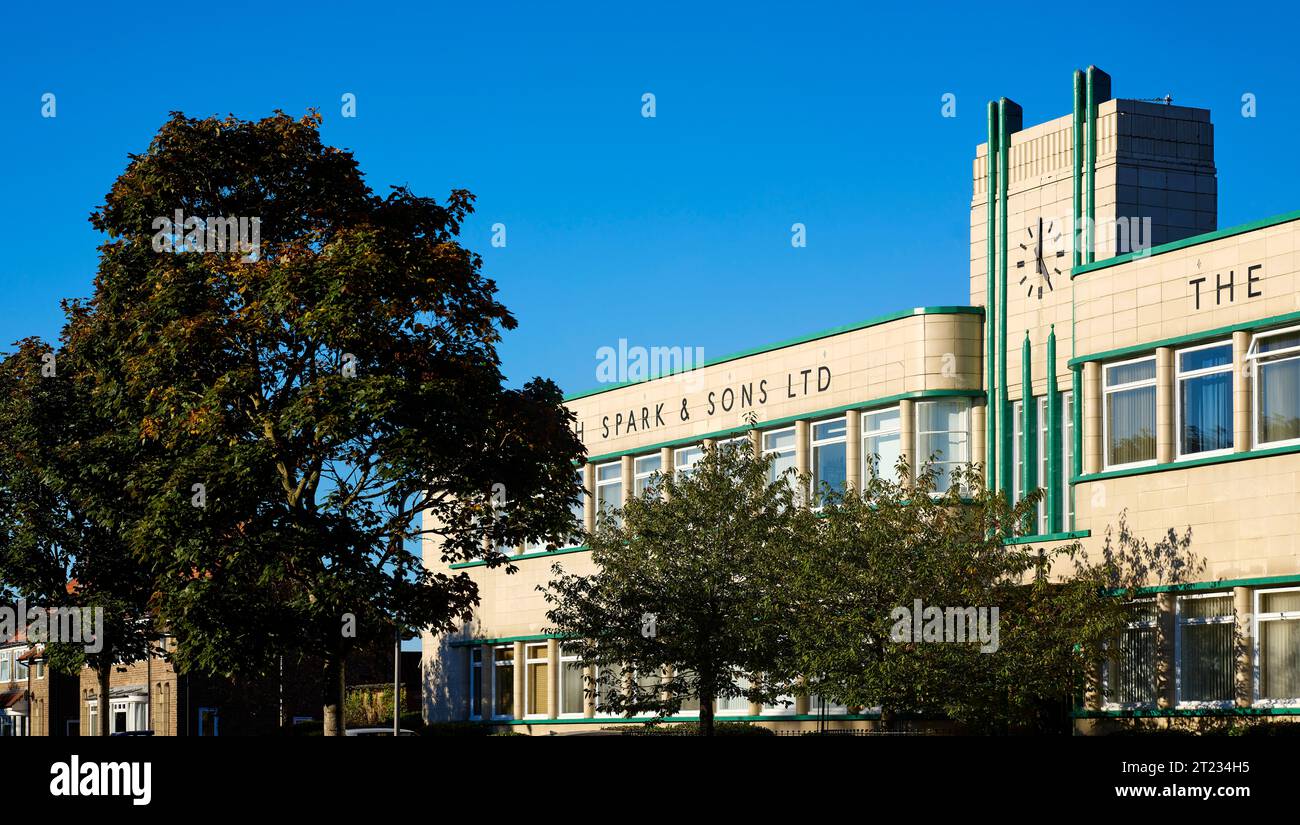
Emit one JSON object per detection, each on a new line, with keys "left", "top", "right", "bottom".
{"left": 67, "top": 111, "right": 585, "bottom": 734}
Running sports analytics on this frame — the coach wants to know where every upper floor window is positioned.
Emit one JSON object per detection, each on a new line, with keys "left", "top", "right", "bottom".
{"left": 595, "top": 462, "right": 623, "bottom": 526}
{"left": 633, "top": 454, "right": 662, "bottom": 498}
{"left": 861, "top": 406, "right": 900, "bottom": 482}
{"left": 0, "top": 650, "right": 9, "bottom": 683}
{"left": 1248, "top": 327, "right": 1300, "bottom": 448}
{"left": 1104, "top": 356, "right": 1156, "bottom": 469}
{"left": 674, "top": 446, "right": 703, "bottom": 479}
{"left": 915, "top": 399, "right": 969, "bottom": 494}
{"left": 762, "top": 428, "right": 797, "bottom": 492}
{"left": 1063, "top": 391, "right": 1074, "bottom": 528}
{"left": 809, "top": 418, "right": 847, "bottom": 505}
{"left": 1177, "top": 341, "right": 1233, "bottom": 458}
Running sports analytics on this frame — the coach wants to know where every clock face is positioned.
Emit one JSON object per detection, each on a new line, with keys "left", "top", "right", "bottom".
{"left": 1015, "top": 217, "right": 1067, "bottom": 299}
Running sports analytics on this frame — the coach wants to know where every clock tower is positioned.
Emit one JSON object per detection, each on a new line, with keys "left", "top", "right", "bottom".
{"left": 969, "top": 68, "right": 1217, "bottom": 499}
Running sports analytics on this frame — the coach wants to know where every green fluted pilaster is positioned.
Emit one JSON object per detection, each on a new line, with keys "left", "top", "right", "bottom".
{"left": 1047, "top": 326, "right": 1061, "bottom": 533}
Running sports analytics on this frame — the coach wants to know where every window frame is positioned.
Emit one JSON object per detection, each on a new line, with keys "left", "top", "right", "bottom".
{"left": 1173, "top": 592, "right": 1236, "bottom": 709}
{"left": 523, "top": 642, "right": 550, "bottom": 719}
{"left": 1175, "top": 339, "right": 1235, "bottom": 461}
{"left": 557, "top": 645, "right": 585, "bottom": 718}
{"left": 1101, "top": 598, "right": 1159, "bottom": 710}
{"left": 1248, "top": 325, "right": 1300, "bottom": 450}
{"left": 632, "top": 453, "right": 662, "bottom": 498}
{"left": 762, "top": 427, "right": 798, "bottom": 493}
{"left": 491, "top": 644, "right": 515, "bottom": 720}
{"left": 1102, "top": 354, "right": 1158, "bottom": 471}
{"left": 673, "top": 445, "right": 703, "bottom": 479}
{"left": 1253, "top": 586, "right": 1300, "bottom": 707}
{"left": 861, "top": 405, "right": 901, "bottom": 482}
{"left": 915, "top": 397, "right": 970, "bottom": 495}
{"left": 468, "top": 647, "right": 483, "bottom": 721}
{"left": 594, "top": 461, "right": 623, "bottom": 525}
{"left": 809, "top": 416, "right": 848, "bottom": 507}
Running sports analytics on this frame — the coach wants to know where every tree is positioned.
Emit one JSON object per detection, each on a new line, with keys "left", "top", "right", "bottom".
{"left": 0, "top": 339, "right": 157, "bottom": 735}
{"left": 778, "top": 459, "right": 1202, "bottom": 734}
{"left": 542, "top": 437, "right": 809, "bottom": 736}
{"left": 65, "top": 111, "right": 586, "bottom": 734}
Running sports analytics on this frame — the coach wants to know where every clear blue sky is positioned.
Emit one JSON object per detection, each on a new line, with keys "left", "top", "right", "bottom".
{"left": 2, "top": 1, "right": 1297, "bottom": 397}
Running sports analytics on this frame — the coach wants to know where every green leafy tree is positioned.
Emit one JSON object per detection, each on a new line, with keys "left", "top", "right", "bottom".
{"left": 778, "top": 459, "right": 1201, "bottom": 734}
{"left": 0, "top": 339, "right": 157, "bottom": 735}
{"left": 543, "top": 437, "right": 810, "bottom": 736}
{"left": 64, "top": 111, "right": 586, "bottom": 734}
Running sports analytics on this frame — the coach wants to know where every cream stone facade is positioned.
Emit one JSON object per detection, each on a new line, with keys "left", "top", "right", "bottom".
{"left": 424, "top": 67, "right": 1300, "bottom": 734}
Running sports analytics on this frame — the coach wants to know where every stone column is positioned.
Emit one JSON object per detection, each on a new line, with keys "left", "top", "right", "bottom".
{"left": 620, "top": 455, "right": 633, "bottom": 509}
{"left": 512, "top": 640, "right": 525, "bottom": 720}
{"left": 1083, "top": 362, "right": 1103, "bottom": 474}
{"left": 1156, "top": 347, "right": 1174, "bottom": 463}
{"left": 547, "top": 638, "right": 560, "bottom": 720}
{"left": 1155, "top": 591, "right": 1176, "bottom": 709}
{"left": 971, "top": 400, "right": 987, "bottom": 487}
{"left": 582, "top": 463, "right": 595, "bottom": 534}
{"left": 795, "top": 420, "right": 810, "bottom": 507}
{"left": 583, "top": 665, "right": 596, "bottom": 718}
{"left": 1234, "top": 586, "right": 1253, "bottom": 707}
{"left": 899, "top": 398, "right": 916, "bottom": 484}
{"left": 1233, "top": 331, "right": 1251, "bottom": 452}
{"left": 845, "top": 409, "right": 862, "bottom": 493}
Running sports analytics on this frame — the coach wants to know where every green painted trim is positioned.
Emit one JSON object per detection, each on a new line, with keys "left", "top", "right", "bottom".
{"left": 1072, "top": 208, "right": 1300, "bottom": 279}
{"left": 1047, "top": 327, "right": 1061, "bottom": 533}
{"left": 997, "top": 99, "right": 1012, "bottom": 501}
{"left": 563, "top": 306, "right": 984, "bottom": 402}
{"left": 986, "top": 101, "right": 999, "bottom": 493}
{"left": 1074, "top": 441, "right": 1300, "bottom": 485}
{"left": 1002, "top": 530, "right": 1090, "bottom": 546}
{"left": 583, "top": 389, "right": 983, "bottom": 465}
{"left": 480, "top": 712, "right": 883, "bottom": 726}
{"left": 1068, "top": 308, "right": 1300, "bottom": 368}
{"left": 451, "top": 545, "right": 590, "bottom": 570}
{"left": 1072, "top": 69, "right": 1084, "bottom": 270}
{"left": 1085, "top": 67, "right": 1097, "bottom": 265}
{"left": 449, "top": 633, "right": 569, "bottom": 648}
{"left": 1074, "top": 706, "right": 1300, "bottom": 719}
{"left": 1021, "top": 333, "right": 1036, "bottom": 533}
{"left": 1107, "top": 573, "right": 1300, "bottom": 597}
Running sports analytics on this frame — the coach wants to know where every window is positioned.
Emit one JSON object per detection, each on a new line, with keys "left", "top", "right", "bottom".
{"left": 674, "top": 445, "right": 703, "bottom": 479}
{"left": 1103, "top": 599, "right": 1158, "bottom": 707}
{"left": 717, "top": 673, "right": 751, "bottom": 716}
{"left": 763, "top": 428, "right": 797, "bottom": 493}
{"left": 633, "top": 454, "right": 661, "bottom": 498}
{"left": 1177, "top": 341, "right": 1233, "bottom": 458}
{"left": 1013, "top": 398, "right": 1046, "bottom": 533}
{"left": 915, "top": 399, "right": 970, "bottom": 494}
{"left": 558, "top": 646, "right": 584, "bottom": 717}
{"left": 14, "top": 649, "right": 26, "bottom": 681}
{"left": 197, "top": 707, "right": 218, "bottom": 736}
{"left": 596, "top": 663, "right": 623, "bottom": 716}
{"left": 492, "top": 645, "right": 515, "bottom": 719}
{"left": 1037, "top": 397, "right": 1049, "bottom": 533}
{"left": 862, "top": 406, "right": 901, "bottom": 481}
{"left": 0, "top": 651, "right": 9, "bottom": 682}
{"left": 810, "top": 417, "right": 847, "bottom": 506}
{"left": 468, "top": 647, "right": 483, "bottom": 720}
{"left": 1176, "top": 593, "right": 1234, "bottom": 706}
{"left": 1248, "top": 327, "right": 1300, "bottom": 447}
{"left": 1255, "top": 588, "right": 1300, "bottom": 705}
{"left": 594, "top": 462, "right": 623, "bottom": 527}
{"left": 567, "top": 469, "right": 586, "bottom": 547}
{"left": 1063, "top": 390, "right": 1074, "bottom": 528}
{"left": 806, "top": 692, "right": 849, "bottom": 716}
{"left": 1104, "top": 356, "right": 1157, "bottom": 469}
{"left": 716, "top": 435, "right": 751, "bottom": 454}
{"left": 525, "top": 643, "right": 549, "bottom": 717}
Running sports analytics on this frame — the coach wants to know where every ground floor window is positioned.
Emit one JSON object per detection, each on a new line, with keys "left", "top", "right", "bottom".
{"left": 493, "top": 645, "right": 514, "bottom": 719}
{"left": 558, "top": 646, "right": 584, "bottom": 717}
{"left": 468, "top": 647, "right": 483, "bottom": 720}
{"left": 1104, "top": 599, "right": 1158, "bottom": 707}
{"left": 525, "top": 643, "right": 549, "bottom": 717}
{"left": 1176, "top": 593, "right": 1234, "bottom": 706}
{"left": 198, "top": 706, "right": 219, "bottom": 736}
{"left": 1256, "top": 588, "right": 1300, "bottom": 704}
{"left": 915, "top": 399, "right": 969, "bottom": 493}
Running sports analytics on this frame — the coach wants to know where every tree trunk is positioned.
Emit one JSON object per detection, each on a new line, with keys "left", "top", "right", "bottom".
{"left": 699, "top": 691, "right": 715, "bottom": 737}
{"left": 97, "top": 658, "right": 111, "bottom": 737}
{"left": 322, "top": 655, "right": 346, "bottom": 736}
